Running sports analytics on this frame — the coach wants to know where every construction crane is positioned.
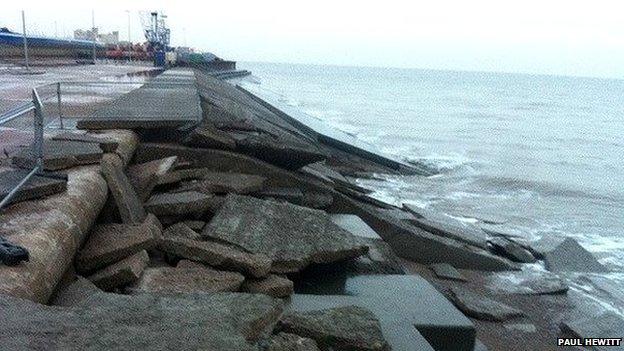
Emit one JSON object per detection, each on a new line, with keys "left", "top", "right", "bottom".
{"left": 139, "top": 11, "right": 170, "bottom": 51}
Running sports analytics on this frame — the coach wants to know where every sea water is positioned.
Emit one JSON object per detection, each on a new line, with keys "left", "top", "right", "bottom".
{"left": 239, "top": 61, "right": 624, "bottom": 313}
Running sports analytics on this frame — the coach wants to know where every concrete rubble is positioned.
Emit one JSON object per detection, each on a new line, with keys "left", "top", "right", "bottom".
{"left": 202, "top": 194, "right": 369, "bottom": 273}
{"left": 541, "top": 237, "right": 608, "bottom": 273}
{"left": 0, "top": 67, "right": 589, "bottom": 350}
{"left": 447, "top": 287, "right": 524, "bottom": 321}
{"left": 277, "top": 306, "right": 390, "bottom": 351}
{"left": 241, "top": 274, "right": 294, "bottom": 298}
{"left": 145, "top": 191, "right": 213, "bottom": 216}
{"left": 87, "top": 250, "right": 149, "bottom": 290}
{"left": 127, "top": 265, "right": 245, "bottom": 294}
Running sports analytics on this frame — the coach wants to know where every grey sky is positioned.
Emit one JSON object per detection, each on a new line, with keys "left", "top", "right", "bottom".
{"left": 2, "top": 0, "right": 623, "bottom": 79}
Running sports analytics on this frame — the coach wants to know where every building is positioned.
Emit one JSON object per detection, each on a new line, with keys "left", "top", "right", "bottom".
{"left": 74, "top": 28, "right": 119, "bottom": 45}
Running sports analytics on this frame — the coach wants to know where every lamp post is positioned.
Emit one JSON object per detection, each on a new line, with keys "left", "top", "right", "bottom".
{"left": 21, "top": 10, "right": 29, "bottom": 70}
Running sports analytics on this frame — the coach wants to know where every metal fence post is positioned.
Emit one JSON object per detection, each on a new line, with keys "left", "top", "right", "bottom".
{"left": 32, "top": 88, "right": 44, "bottom": 172}
{"left": 57, "top": 82, "right": 64, "bottom": 129}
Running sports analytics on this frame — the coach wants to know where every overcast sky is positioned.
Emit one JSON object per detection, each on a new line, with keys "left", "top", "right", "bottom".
{"left": 2, "top": 0, "right": 623, "bottom": 79}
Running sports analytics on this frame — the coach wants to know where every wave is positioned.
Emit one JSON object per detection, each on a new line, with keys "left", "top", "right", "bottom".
{"left": 473, "top": 175, "right": 623, "bottom": 203}
{"left": 403, "top": 154, "right": 474, "bottom": 176}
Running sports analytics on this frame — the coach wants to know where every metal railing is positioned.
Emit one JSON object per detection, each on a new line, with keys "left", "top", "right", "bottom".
{"left": 0, "top": 75, "right": 155, "bottom": 211}
{"left": 0, "top": 85, "right": 47, "bottom": 210}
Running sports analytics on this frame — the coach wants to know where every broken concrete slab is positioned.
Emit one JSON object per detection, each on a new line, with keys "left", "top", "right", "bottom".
{"left": 127, "top": 266, "right": 245, "bottom": 295}
{"left": 447, "top": 287, "right": 524, "bottom": 322}
{"left": 134, "top": 143, "right": 332, "bottom": 195}
{"left": 301, "top": 162, "right": 371, "bottom": 194}
{"left": 560, "top": 312, "right": 624, "bottom": 350}
{"left": 183, "top": 122, "right": 237, "bottom": 150}
{"left": 329, "top": 192, "right": 517, "bottom": 271}
{"left": 203, "top": 195, "right": 368, "bottom": 274}
{"left": 87, "top": 250, "right": 149, "bottom": 290}
{"left": 12, "top": 139, "right": 104, "bottom": 171}
{"left": 51, "top": 132, "right": 119, "bottom": 153}
{"left": 0, "top": 290, "right": 283, "bottom": 350}
{"left": 233, "top": 132, "right": 327, "bottom": 170}
{"left": 145, "top": 191, "right": 213, "bottom": 217}
{"left": 126, "top": 156, "right": 178, "bottom": 201}
{"left": 159, "top": 236, "right": 272, "bottom": 278}
{"left": 543, "top": 238, "right": 608, "bottom": 273}
{"left": 50, "top": 277, "right": 103, "bottom": 307}
{"left": 75, "top": 215, "right": 159, "bottom": 273}
{"left": 291, "top": 274, "right": 471, "bottom": 351}
{"left": 430, "top": 263, "right": 467, "bottom": 282}
{"left": 101, "top": 153, "right": 146, "bottom": 224}
{"left": 0, "top": 168, "right": 67, "bottom": 205}
{"left": 330, "top": 214, "right": 381, "bottom": 239}
{"left": 348, "top": 237, "right": 406, "bottom": 275}
{"left": 488, "top": 236, "right": 537, "bottom": 263}
{"left": 277, "top": 306, "right": 390, "bottom": 351}
{"left": 174, "top": 172, "right": 266, "bottom": 194}
{"left": 241, "top": 274, "right": 294, "bottom": 298}
{"left": 163, "top": 222, "right": 202, "bottom": 240}
{"left": 266, "top": 332, "right": 320, "bottom": 351}
{"left": 403, "top": 204, "right": 488, "bottom": 249}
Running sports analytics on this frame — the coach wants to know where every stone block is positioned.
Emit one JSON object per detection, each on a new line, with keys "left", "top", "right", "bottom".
{"left": 203, "top": 195, "right": 368, "bottom": 274}
{"left": 241, "top": 274, "right": 294, "bottom": 298}
{"left": 75, "top": 215, "right": 159, "bottom": 273}
{"left": 145, "top": 191, "right": 213, "bottom": 217}
{"left": 101, "top": 153, "right": 146, "bottom": 224}
{"left": 159, "top": 236, "right": 272, "bottom": 278}
{"left": 87, "top": 250, "right": 149, "bottom": 290}
{"left": 127, "top": 266, "right": 244, "bottom": 294}
{"left": 126, "top": 156, "right": 178, "bottom": 201}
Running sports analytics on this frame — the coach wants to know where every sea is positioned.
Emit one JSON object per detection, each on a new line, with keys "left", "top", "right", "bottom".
{"left": 238, "top": 61, "right": 624, "bottom": 315}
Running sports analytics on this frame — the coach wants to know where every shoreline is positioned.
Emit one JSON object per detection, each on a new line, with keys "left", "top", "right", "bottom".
{"left": 0, "top": 64, "right": 620, "bottom": 350}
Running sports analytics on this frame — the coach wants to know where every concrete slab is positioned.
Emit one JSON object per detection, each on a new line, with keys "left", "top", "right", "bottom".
{"left": 290, "top": 274, "right": 474, "bottom": 351}
{"left": 126, "top": 156, "right": 178, "bottom": 201}
{"left": 51, "top": 132, "right": 118, "bottom": 153}
{"left": 203, "top": 195, "right": 368, "bottom": 274}
{"left": 543, "top": 238, "right": 607, "bottom": 273}
{"left": 75, "top": 216, "right": 159, "bottom": 273}
{"left": 403, "top": 204, "right": 488, "bottom": 249}
{"left": 127, "top": 266, "right": 244, "bottom": 295}
{"left": 0, "top": 168, "right": 66, "bottom": 204}
{"left": 145, "top": 191, "right": 213, "bottom": 217}
{"left": 101, "top": 154, "right": 147, "bottom": 224}
{"left": 330, "top": 214, "right": 381, "bottom": 239}
{"left": 12, "top": 139, "right": 103, "bottom": 171}
{"left": 87, "top": 250, "right": 149, "bottom": 290}
{"left": 239, "top": 84, "right": 422, "bottom": 173}
{"left": 77, "top": 69, "right": 201, "bottom": 130}
{"left": 329, "top": 192, "right": 517, "bottom": 271}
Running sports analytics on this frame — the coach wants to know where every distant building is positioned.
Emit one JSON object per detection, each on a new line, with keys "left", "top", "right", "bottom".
{"left": 74, "top": 28, "right": 96, "bottom": 41}
{"left": 74, "top": 28, "right": 119, "bottom": 45}
{"left": 98, "top": 31, "right": 119, "bottom": 45}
